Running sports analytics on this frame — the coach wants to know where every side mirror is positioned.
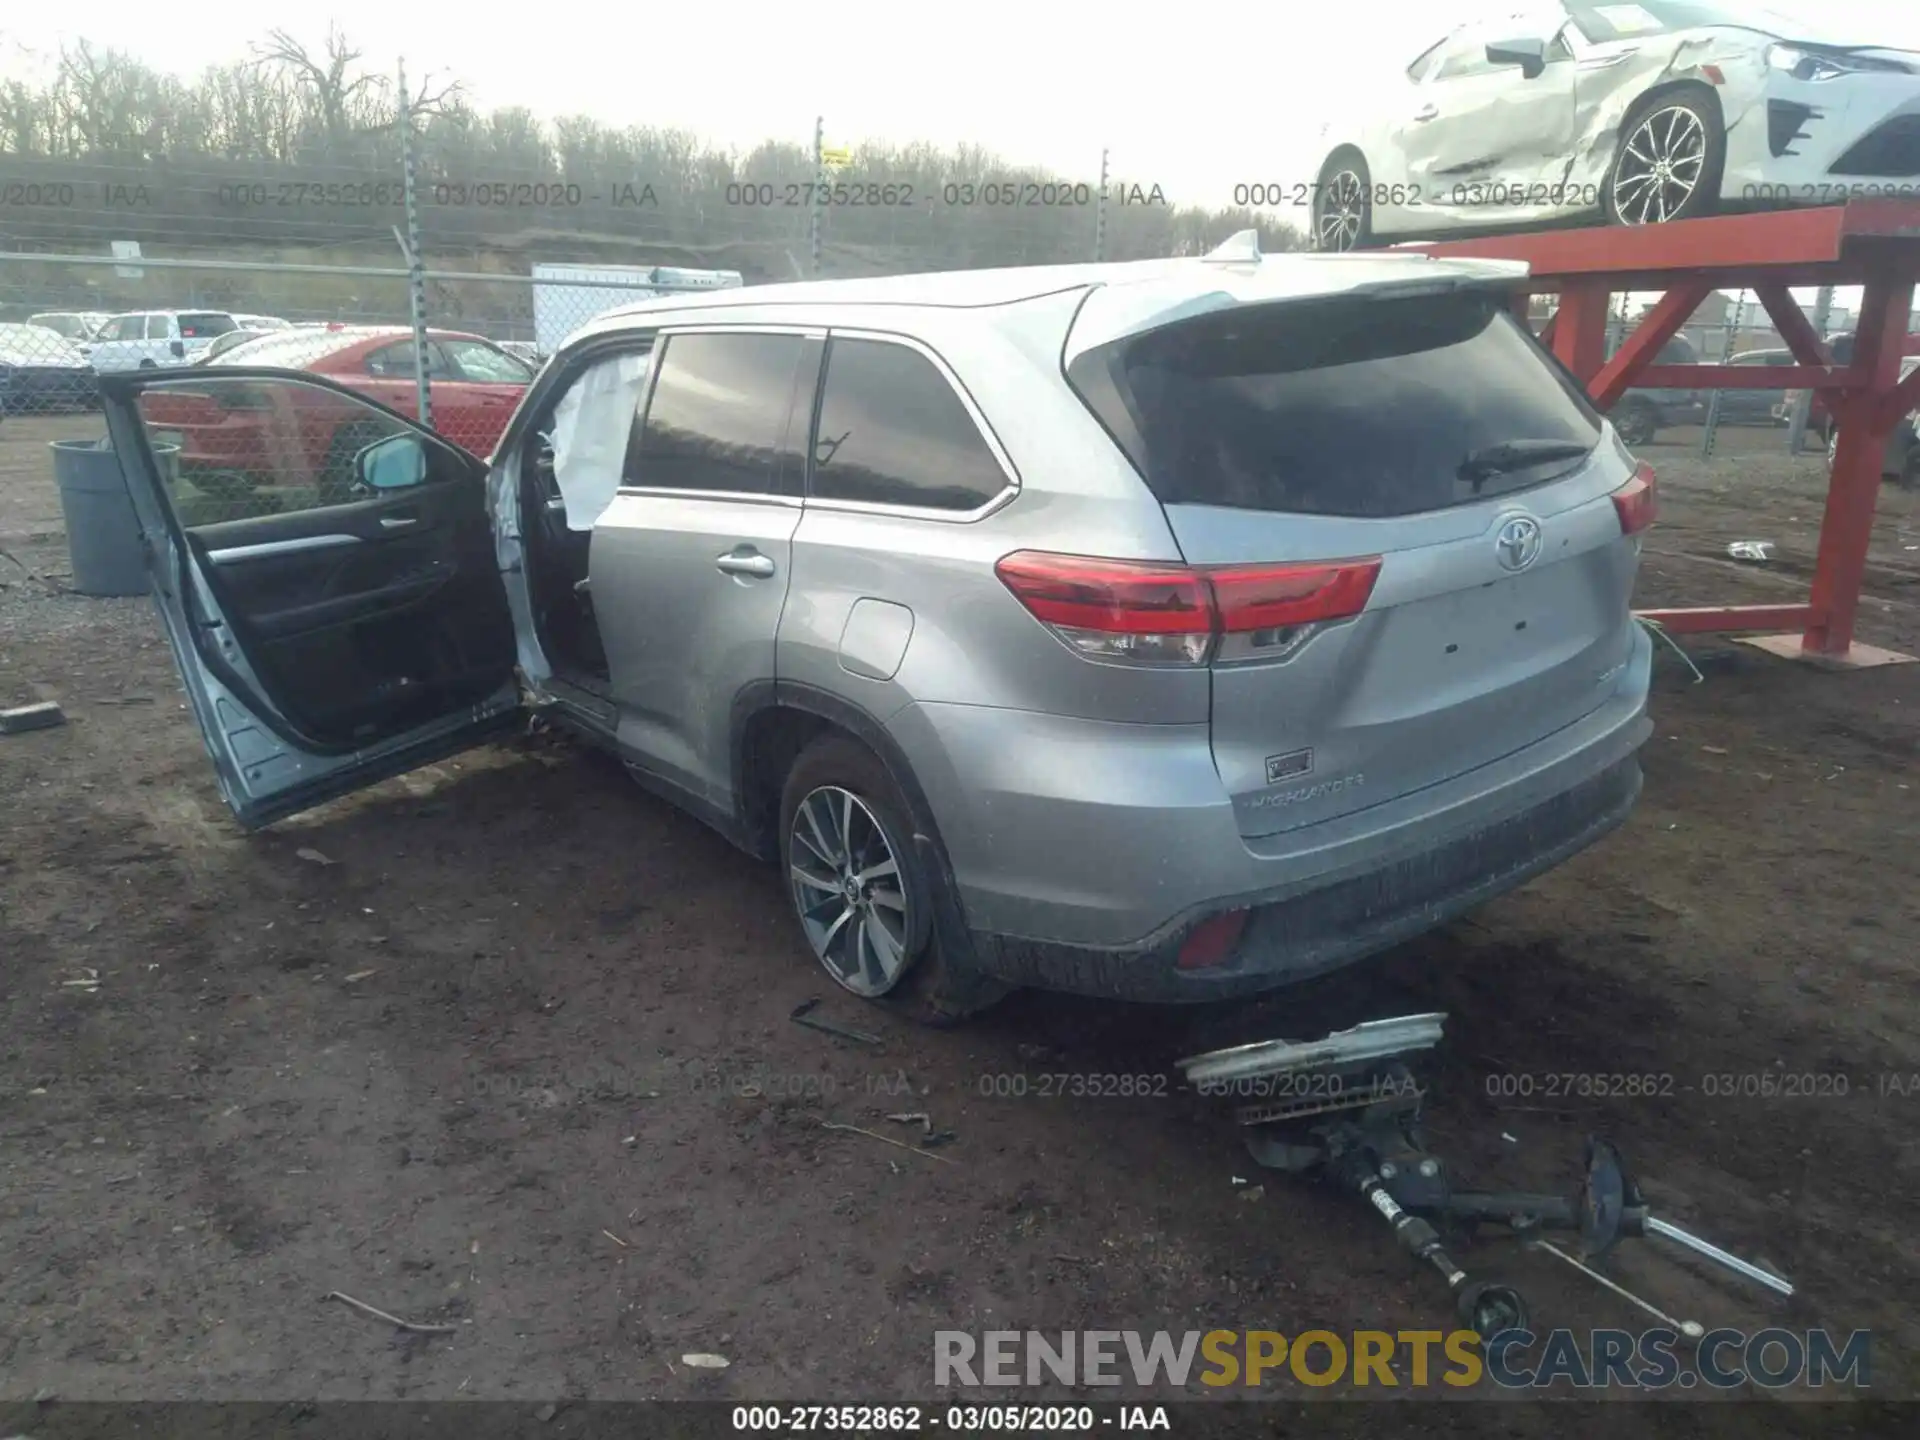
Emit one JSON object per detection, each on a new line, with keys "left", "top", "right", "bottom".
{"left": 1486, "top": 37, "right": 1548, "bottom": 79}
{"left": 355, "top": 433, "right": 429, "bottom": 492}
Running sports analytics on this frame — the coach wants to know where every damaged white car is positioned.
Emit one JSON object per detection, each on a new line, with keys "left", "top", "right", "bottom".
{"left": 1308, "top": 2, "right": 1920, "bottom": 250}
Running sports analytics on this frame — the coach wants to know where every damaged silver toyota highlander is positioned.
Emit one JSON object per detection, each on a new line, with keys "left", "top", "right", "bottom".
{"left": 101, "top": 233, "right": 1656, "bottom": 1024}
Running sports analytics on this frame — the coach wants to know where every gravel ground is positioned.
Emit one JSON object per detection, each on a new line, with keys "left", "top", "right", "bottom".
{"left": 2, "top": 410, "right": 1917, "bottom": 1430}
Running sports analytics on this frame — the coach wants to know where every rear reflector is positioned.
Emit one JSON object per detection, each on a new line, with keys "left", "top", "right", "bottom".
{"left": 995, "top": 551, "right": 1382, "bottom": 667}
{"left": 1177, "top": 909, "right": 1249, "bottom": 970}
{"left": 1612, "top": 463, "right": 1657, "bottom": 535}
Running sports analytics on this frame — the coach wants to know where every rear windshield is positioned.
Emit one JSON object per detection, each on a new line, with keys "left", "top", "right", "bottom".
{"left": 1067, "top": 292, "right": 1604, "bottom": 519}
{"left": 178, "top": 312, "right": 237, "bottom": 339}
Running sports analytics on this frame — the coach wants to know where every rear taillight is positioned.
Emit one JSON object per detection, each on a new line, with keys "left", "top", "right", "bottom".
{"left": 1612, "top": 463, "right": 1657, "bottom": 536}
{"left": 995, "top": 551, "right": 1382, "bottom": 667}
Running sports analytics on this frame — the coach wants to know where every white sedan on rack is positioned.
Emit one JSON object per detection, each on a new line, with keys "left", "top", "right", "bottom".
{"left": 1303, "top": 2, "right": 1920, "bottom": 250}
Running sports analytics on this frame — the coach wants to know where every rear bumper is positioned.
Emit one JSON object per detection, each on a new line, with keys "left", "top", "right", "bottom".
{"left": 891, "top": 625, "right": 1653, "bottom": 1001}
{"left": 969, "top": 754, "right": 1641, "bottom": 1002}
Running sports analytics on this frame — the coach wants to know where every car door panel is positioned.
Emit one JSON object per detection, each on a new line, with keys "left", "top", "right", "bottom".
{"left": 99, "top": 367, "right": 520, "bottom": 829}
{"left": 1400, "top": 31, "right": 1579, "bottom": 223}
{"left": 591, "top": 329, "right": 820, "bottom": 811}
{"left": 593, "top": 496, "right": 804, "bottom": 804}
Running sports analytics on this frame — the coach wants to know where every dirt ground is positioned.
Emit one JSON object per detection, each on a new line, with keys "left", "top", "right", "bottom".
{"left": 2, "top": 409, "right": 1917, "bottom": 1426}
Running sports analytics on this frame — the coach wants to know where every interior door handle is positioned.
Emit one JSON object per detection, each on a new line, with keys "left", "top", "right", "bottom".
{"left": 1414, "top": 103, "right": 1439, "bottom": 122}
{"left": 379, "top": 514, "right": 419, "bottom": 529}
{"left": 715, "top": 550, "right": 776, "bottom": 578}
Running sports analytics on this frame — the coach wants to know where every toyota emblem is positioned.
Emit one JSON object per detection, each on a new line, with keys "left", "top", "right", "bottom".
{"left": 1495, "top": 515, "right": 1543, "bottom": 573}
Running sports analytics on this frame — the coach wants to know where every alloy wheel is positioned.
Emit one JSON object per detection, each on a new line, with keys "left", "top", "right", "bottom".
{"left": 1315, "top": 170, "right": 1368, "bottom": 252}
{"left": 1611, "top": 105, "right": 1707, "bottom": 224}
{"left": 788, "top": 785, "right": 915, "bottom": 997}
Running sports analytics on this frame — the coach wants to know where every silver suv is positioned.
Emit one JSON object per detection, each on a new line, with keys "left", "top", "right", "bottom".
{"left": 103, "top": 236, "right": 1656, "bottom": 1023}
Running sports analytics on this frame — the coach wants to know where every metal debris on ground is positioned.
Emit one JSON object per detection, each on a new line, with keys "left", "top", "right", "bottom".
{"left": 1726, "top": 540, "right": 1775, "bottom": 562}
{"left": 886, "top": 1112, "right": 932, "bottom": 1133}
{"left": 323, "top": 1289, "right": 459, "bottom": 1334}
{"left": 681, "top": 1353, "right": 730, "bottom": 1369}
{"left": 295, "top": 847, "right": 336, "bottom": 866}
{"left": 1, "top": 701, "right": 66, "bottom": 735}
{"left": 820, "top": 1120, "right": 955, "bottom": 1164}
{"left": 60, "top": 969, "right": 100, "bottom": 993}
{"left": 789, "top": 997, "right": 885, "bottom": 1048}
{"left": 1182, "top": 1013, "right": 1794, "bottom": 1338}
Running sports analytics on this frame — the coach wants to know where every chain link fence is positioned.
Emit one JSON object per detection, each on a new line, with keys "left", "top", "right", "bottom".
{"left": 3, "top": 112, "right": 1299, "bottom": 480}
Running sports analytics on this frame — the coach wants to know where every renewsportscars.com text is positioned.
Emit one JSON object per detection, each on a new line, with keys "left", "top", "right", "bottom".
{"left": 935, "top": 1328, "right": 1870, "bottom": 1391}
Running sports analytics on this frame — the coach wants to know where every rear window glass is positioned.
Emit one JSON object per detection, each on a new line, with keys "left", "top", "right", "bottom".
{"left": 1068, "top": 292, "right": 1603, "bottom": 519}
{"left": 178, "top": 312, "right": 236, "bottom": 338}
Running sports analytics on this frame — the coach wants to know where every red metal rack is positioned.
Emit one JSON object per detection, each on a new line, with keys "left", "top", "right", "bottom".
{"left": 1406, "top": 200, "right": 1920, "bottom": 668}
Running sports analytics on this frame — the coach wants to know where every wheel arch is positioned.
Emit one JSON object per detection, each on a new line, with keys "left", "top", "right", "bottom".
{"left": 730, "top": 680, "right": 986, "bottom": 970}
{"left": 1621, "top": 76, "right": 1726, "bottom": 135}
{"left": 1317, "top": 142, "right": 1368, "bottom": 174}
{"left": 729, "top": 682, "right": 944, "bottom": 866}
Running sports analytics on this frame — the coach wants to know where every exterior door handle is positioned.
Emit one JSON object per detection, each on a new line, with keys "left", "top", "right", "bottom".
{"left": 715, "top": 550, "right": 775, "bottom": 578}
{"left": 1414, "top": 103, "right": 1439, "bottom": 122}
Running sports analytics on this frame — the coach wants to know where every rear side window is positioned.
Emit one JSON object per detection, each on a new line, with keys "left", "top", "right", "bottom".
{"left": 178, "top": 312, "right": 236, "bottom": 339}
{"left": 809, "top": 337, "right": 1009, "bottom": 511}
{"left": 627, "top": 331, "right": 805, "bottom": 495}
{"left": 1068, "top": 292, "right": 1604, "bottom": 519}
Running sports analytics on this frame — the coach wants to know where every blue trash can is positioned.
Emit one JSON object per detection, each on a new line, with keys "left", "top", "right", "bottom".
{"left": 49, "top": 438, "right": 179, "bottom": 597}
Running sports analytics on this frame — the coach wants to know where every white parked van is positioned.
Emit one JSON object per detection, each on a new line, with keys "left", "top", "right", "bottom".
{"left": 88, "top": 310, "right": 240, "bottom": 372}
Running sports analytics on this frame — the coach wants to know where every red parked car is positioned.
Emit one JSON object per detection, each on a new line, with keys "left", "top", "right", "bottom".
{"left": 141, "top": 326, "right": 534, "bottom": 502}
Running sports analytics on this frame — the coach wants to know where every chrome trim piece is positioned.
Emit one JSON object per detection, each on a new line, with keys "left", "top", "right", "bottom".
{"left": 1178, "top": 1013, "right": 1448, "bottom": 1086}
{"left": 651, "top": 322, "right": 830, "bottom": 339}
{"left": 206, "top": 533, "right": 363, "bottom": 566}
{"left": 606, "top": 321, "right": 1022, "bottom": 525}
{"left": 612, "top": 486, "right": 804, "bottom": 509}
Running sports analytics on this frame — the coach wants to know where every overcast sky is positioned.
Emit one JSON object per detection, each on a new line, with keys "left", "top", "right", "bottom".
{"left": 5, "top": 0, "right": 1916, "bottom": 314}
{"left": 5, "top": 0, "right": 1918, "bottom": 211}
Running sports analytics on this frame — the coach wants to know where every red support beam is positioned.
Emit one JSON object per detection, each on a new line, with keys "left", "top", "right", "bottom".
{"left": 1803, "top": 274, "right": 1915, "bottom": 657}
{"left": 1588, "top": 280, "right": 1712, "bottom": 410}
{"left": 1550, "top": 279, "right": 1612, "bottom": 383}
{"left": 1639, "top": 605, "right": 1816, "bottom": 636}
{"left": 1753, "top": 282, "right": 1833, "bottom": 367}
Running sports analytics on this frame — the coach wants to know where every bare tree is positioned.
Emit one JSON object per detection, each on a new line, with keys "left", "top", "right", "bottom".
{"left": 250, "top": 26, "right": 385, "bottom": 148}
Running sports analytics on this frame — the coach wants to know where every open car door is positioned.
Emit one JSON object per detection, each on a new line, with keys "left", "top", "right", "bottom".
{"left": 100, "top": 368, "right": 523, "bottom": 829}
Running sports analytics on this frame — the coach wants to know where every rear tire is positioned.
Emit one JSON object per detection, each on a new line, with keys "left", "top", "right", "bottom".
{"left": 1312, "top": 151, "right": 1373, "bottom": 252}
{"left": 778, "top": 734, "right": 1010, "bottom": 1027}
{"left": 1603, "top": 89, "right": 1725, "bottom": 227}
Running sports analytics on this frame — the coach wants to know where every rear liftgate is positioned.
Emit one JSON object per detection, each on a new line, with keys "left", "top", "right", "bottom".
{"left": 1180, "top": 1015, "right": 1793, "bottom": 1338}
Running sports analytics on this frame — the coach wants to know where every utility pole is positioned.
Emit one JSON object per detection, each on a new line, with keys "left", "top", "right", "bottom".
{"left": 1094, "top": 148, "right": 1109, "bottom": 262}
{"left": 396, "top": 58, "right": 432, "bottom": 428}
{"left": 1787, "top": 284, "right": 1835, "bottom": 454}
{"left": 809, "top": 115, "right": 824, "bottom": 279}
